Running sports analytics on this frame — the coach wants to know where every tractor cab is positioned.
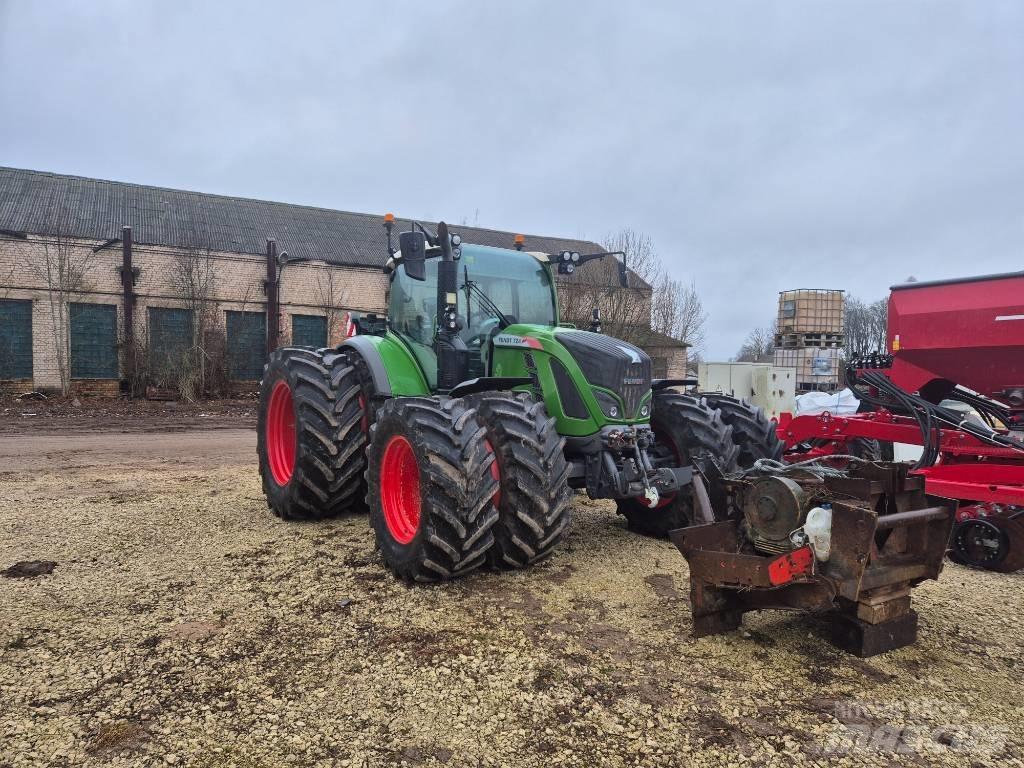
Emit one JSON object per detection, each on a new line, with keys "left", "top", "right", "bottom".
{"left": 387, "top": 244, "right": 558, "bottom": 388}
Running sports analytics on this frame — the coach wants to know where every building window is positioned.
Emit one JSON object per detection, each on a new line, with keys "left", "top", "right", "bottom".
{"left": 0, "top": 299, "right": 33, "bottom": 380}
{"left": 149, "top": 307, "right": 194, "bottom": 386}
{"left": 70, "top": 303, "right": 118, "bottom": 379}
{"left": 652, "top": 357, "right": 668, "bottom": 379}
{"left": 291, "top": 314, "right": 327, "bottom": 349}
{"left": 226, "top": 310, "right": 266, "bottom": 381}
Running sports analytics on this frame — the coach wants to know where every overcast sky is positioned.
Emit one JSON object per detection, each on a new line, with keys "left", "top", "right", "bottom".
{"left": 1, "top": 1, "right": 1021, "bottom": 358}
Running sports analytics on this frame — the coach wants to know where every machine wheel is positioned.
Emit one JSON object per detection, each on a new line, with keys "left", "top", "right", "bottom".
{"left": 472, "top": 392, "right": 573, "bottom": 569}
{"left": 617, "top": 393, "right": 739, "bottom": 537}
{"left": 366, "top": 397, "right": 499, "bottom": 582}
{"left": 703, "top": 395, "right": 784, "bottom": 468}
{"left": 258, "top": 347, "right": 368, "bottom": 520}
{"left": 951, "top": 517, "right": 1009, "bottom": 570}
{"left": 336, "top": 347, "right": 376, "bottom": 514}
{"left": 847, "top": 437, "right": 883, "bottom": 461}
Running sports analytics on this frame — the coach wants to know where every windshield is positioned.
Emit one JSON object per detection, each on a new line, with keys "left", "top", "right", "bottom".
{"left": 389, "top": 245, "right": 557, "bottom": 386}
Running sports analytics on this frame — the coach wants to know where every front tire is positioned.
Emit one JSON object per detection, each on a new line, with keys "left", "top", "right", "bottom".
{"left": 366, "top": 397, "right": 499, "bottom": 582}
{"left": 618, "top": 393, "right": 739, "bottom": 536}
{"left": 257, "top": 347, "right": 368, "bottom": 520}
{"left": 473, "top": 392, "right": 573, "bottom": 569}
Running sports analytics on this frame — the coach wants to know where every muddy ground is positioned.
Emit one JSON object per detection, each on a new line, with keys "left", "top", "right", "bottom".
{"left": 0, "top": 396, "right": 255, "bottom": 435}
{"left": 1, "top": 423, "right": 1022, "bottom": 767}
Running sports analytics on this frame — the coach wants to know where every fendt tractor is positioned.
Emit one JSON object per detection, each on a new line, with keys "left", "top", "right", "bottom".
{"left": 256, "top": 218, "right": 782, "bottom": 582}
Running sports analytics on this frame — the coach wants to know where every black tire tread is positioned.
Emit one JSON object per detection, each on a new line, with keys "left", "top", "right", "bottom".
{"left": 703, "top": 394, "right": 785, "bottom": 468}
{"left": 474, "top": 392, "right": 573, "bottom": 568}
{"left": 257, "top": 347, "right": 368, "bottom": 520}
{"left": 367, "top": 397, "right": 499, "bottom": 582}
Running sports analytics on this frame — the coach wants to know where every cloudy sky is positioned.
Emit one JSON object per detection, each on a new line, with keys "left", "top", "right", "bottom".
{"left": 1, "top": 1, "right": 1021, "bottom": 358}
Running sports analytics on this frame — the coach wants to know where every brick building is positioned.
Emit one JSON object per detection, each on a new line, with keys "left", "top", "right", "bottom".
{"left": 0, "top": 167, "right": 686, "bottom": 395}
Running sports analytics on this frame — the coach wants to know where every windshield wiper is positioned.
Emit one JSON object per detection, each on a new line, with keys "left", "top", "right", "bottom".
{"left": 461, "top": 267, "right": 510, "bottom": 330}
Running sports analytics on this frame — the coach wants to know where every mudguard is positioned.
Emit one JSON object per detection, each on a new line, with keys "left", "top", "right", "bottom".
{"left": 341, "top": 334, "right": 431, "bottom": 397}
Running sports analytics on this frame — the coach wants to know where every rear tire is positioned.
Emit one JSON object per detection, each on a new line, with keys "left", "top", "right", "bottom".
{"left": 618, "top": 393, "right": 739, "bottom": 536}
{"left": 473, "top": 392, "right": 573, "bottom": 569}
{"left": 257, "top": 347, "right": 368, "bottom": 520}
{"left": 366, "top": 397, "right": 499, "bottom": 582}
{"left": 704, "top": 394, "right": 784, "bottom": 468}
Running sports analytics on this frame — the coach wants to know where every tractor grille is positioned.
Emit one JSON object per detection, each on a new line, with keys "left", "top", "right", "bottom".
{"left": 555, "top": 330, "right": 652, "bottom": 419}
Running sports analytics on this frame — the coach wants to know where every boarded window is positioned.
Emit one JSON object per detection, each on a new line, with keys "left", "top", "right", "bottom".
{"left": 70, "top": 303, "right": 119, "bottom": 379}
{"left": 0, "top": 299, "right": 33, "bottom": 379}
{"left": 291, "top": 314, "right": 327, "bottom": 349}
{"left": 226, "top": 311, "right": 266, "bottom": 380}
{"left": 149, "top": 307, "right": 194, "bottom": 385}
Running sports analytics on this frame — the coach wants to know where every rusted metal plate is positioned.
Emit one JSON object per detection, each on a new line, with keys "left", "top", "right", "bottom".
{"left": 668, "top": 520, "right": 739, "bottom": 554}
{"left": 827, "top": 501, "right": 876, "bottom": 601}
{"left": 684, "top": 550, "right": 774, "bottom": 588}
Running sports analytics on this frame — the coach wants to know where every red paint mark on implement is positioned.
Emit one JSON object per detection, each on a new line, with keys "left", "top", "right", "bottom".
{"left": 768, "top": 546, "right": 815, "bottom": 585}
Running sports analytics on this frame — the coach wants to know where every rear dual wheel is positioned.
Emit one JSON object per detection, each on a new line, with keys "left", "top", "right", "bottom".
{"left": 257, "top": 347, "right": 369, "bottom": 520}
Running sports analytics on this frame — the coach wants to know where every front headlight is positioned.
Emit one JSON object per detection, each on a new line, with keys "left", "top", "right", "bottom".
{"left": 637, "top": 393, "right": 652, "bottom": 420}
{"left": 592, "top": 389, "right": 623, "bottom": 420}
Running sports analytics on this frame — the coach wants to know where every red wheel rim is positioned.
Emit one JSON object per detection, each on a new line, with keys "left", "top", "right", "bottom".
{"left": 484, "top": 439, "right": 501, "bottom": 507}
{"left": 266, "top": 380, "right": 296, "bottom": 486}
{"left": 381, "top": 435, "right": 421, "bottom": 544}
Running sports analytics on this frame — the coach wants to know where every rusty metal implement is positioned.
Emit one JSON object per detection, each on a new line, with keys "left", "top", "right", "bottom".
{"left": 670, "top": 462, "right": 955, "bottom": 657}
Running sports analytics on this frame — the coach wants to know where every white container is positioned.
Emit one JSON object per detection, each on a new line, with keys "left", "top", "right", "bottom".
{"left": 805, "top": 505, "right": 833, "bottom": 562}
{"left": 697, "top": 362, "right": 796, "bottom": 419}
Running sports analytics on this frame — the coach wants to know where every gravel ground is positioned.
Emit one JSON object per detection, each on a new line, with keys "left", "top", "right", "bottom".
{"left": 1, "top": 429, "right": 1022, "bottom": 767}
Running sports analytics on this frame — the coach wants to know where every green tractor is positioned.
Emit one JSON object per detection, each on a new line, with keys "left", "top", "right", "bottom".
{"left": 257, "top": 219, "right": 782, "bottom": 581}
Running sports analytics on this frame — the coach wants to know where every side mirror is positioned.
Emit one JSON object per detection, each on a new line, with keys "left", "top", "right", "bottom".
{"left": 399, "top": 230, "right": 427, "bottom": 281}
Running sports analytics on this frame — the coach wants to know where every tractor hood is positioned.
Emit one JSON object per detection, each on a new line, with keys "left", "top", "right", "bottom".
{"left": 553, "top": 329, "right": 653, "bottom": 419}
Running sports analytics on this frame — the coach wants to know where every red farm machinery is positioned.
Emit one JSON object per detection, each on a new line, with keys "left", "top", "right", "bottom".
{"left": 777, "top": 270, "right": 1024, "bottom": 572}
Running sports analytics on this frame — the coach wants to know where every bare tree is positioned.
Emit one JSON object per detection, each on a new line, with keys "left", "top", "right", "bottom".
{"left": 0, "top": 260, "right": 15, "bottom": 299}
{"left": 557, "top": 228, "right": 660, "bottom": 346}
{"left": 845, "top": 296, "right": 888, "bottom": 357}
{"left": 686, "top": 348, "right": 704, "bottom": 376}
{"left": 651, "top": 277, "right": 707, "bottom": 355}
{"left": 165, "top": 246, "right": 221, "bottom": 399}
{"left": 23, "top": 233, "right": 98, "bottom": 395}
{"left": 313, "top": 266, "right": 349, "bottom": 344}
{"left": 555, "top": 227, "right": 708, "bottom": 355}
{"left": 735, "top": 325, "right": 776, "bottom": 362}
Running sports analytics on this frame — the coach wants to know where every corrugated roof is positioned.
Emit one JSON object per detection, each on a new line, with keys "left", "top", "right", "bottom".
{"left": 0, "top": 166, "right": 606, "bottom": 270}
